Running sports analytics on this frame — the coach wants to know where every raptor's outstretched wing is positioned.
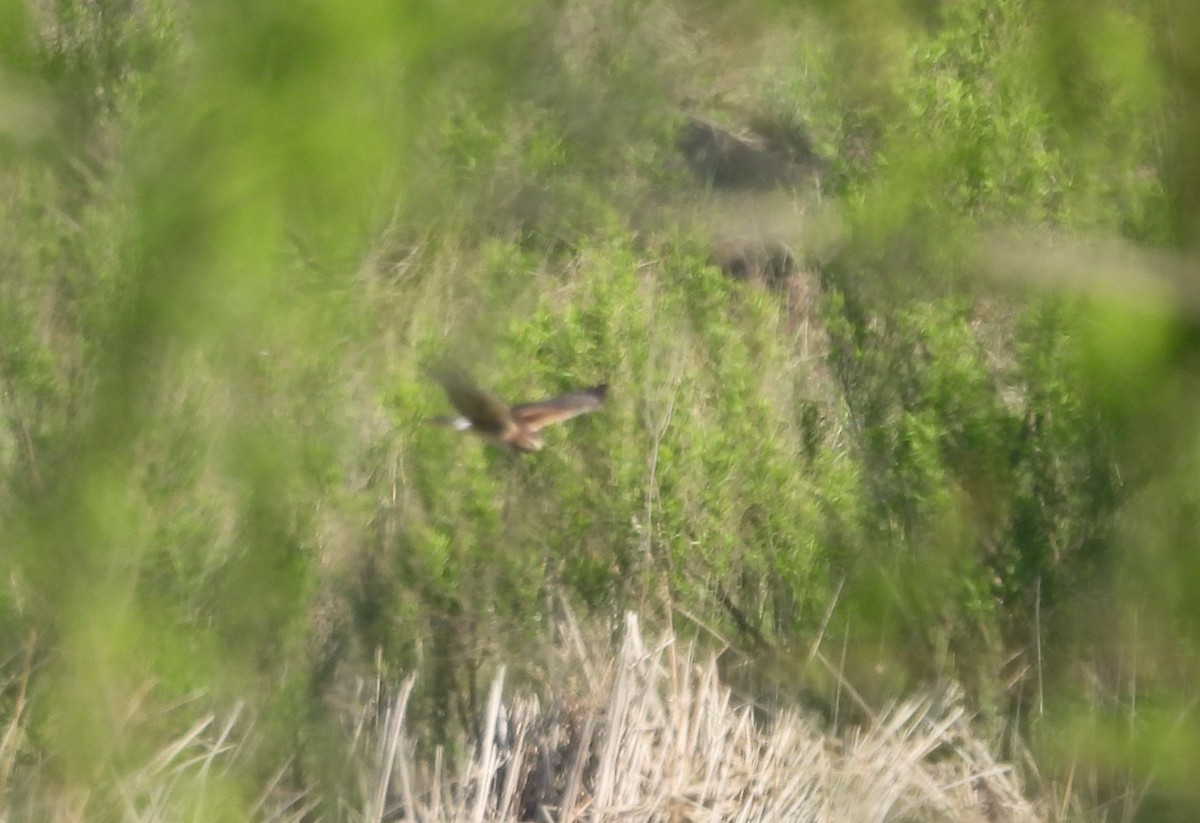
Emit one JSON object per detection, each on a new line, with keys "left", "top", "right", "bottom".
{"left": 430, "top": 367, "right": 514, "bottom": 438}
{"left": 511, "top": 384, "right": 608, "bottom": 432}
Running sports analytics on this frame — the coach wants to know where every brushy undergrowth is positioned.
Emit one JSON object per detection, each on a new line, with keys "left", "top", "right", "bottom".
{"left": 3, "top": 0, "right": 1200, "bottom": 819}
{"left": 0, "top": 613, "right": 1051, "bottom": 822}
{"left": 364, "top": 613, "right": 1049, "bottom": 822}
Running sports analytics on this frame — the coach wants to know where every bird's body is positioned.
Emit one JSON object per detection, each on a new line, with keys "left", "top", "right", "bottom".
{"left": 429, "top": 368, "right": 607, "bottom": 453}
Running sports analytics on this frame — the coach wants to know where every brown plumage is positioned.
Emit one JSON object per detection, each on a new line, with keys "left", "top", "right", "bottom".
{"left": 429, "top": 368, "right": 608, "bottom": 453}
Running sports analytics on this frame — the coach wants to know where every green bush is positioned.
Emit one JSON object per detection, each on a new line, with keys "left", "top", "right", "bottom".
{"left": 2, "top": 0, "right": 1199, "bottom": 817}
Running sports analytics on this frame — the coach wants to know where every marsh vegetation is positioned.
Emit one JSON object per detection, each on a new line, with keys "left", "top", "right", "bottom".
{"left": 2, "top": 0, "right": 1199, "bottom": 818}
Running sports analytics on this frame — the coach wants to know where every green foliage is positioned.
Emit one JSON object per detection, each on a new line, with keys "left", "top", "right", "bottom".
{"left": 2, "top": 0, "right": 1199, "bottom": 817}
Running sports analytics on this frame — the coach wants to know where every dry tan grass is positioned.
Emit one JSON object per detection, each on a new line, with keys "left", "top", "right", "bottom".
{"left": 361, "top": 613, "right": 1045, "bottom": 823}
{"left": 0, "top": 614, "right": 1048, "bottom": 821}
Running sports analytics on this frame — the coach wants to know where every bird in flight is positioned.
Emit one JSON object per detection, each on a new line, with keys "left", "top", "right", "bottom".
{"left": 428, "top": 367, "right": 608, "bottom": 453}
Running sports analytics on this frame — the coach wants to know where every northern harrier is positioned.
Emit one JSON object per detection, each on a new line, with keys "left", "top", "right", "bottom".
{"left": 428, "top": 368, "right": 608, "bottom": 453}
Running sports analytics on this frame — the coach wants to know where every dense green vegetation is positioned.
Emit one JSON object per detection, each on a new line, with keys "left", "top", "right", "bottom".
{"left": 3, "top": 0, "right": 1200, "bottom": 817}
